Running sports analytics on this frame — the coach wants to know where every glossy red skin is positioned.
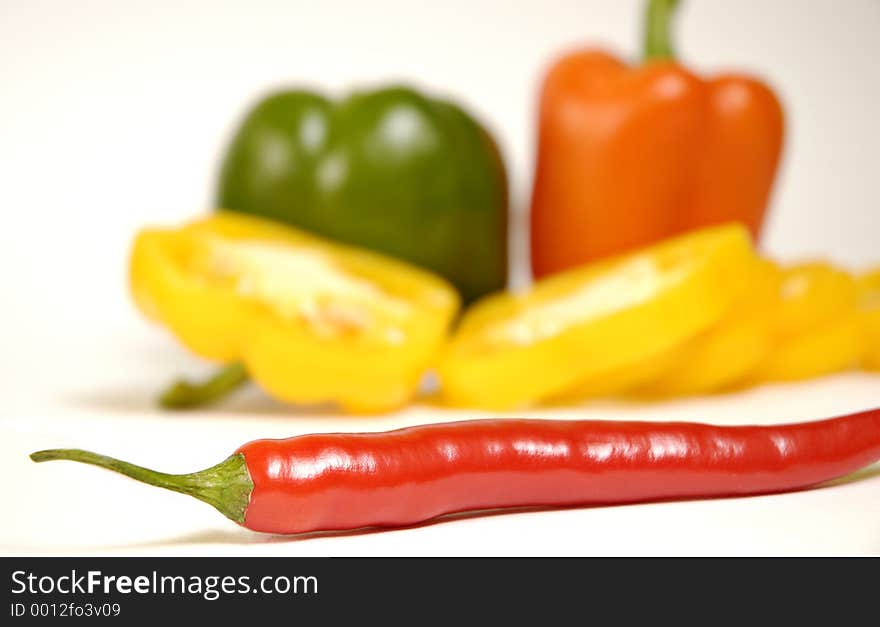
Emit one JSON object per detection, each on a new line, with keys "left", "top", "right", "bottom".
{"left": 238, "top": 408, "right": 880, "bottom": 534}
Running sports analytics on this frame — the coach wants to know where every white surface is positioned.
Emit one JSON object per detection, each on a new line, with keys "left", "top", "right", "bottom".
{"left": 2, "top": 329, "right": 879, "bottom": 556}
{"left": 1, "top": 0, "right": 879, "bottom": 555}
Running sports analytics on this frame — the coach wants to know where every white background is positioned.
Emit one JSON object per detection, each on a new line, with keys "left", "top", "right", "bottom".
{"left": 1, "top": 0, "right": 879, "bottom": 555}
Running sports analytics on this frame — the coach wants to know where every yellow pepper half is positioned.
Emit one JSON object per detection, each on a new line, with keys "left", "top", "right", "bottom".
{"left": 438, "top": 224, "right": 757, "bottom": 410}
{"left": 130, "top": 212, "right": 460, "bottom": 412}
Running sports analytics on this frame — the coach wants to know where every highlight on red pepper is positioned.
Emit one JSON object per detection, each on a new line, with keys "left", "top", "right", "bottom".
{"left": 29, "top": 406, "right": 880, "bottom": 535}
{"left": 530, "top": 0, "right": 784, "bottom": 278}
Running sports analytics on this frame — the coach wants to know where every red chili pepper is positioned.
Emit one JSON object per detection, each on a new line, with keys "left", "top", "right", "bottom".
{"left": 30, "top": 407, "right": 880, "bottom": 535}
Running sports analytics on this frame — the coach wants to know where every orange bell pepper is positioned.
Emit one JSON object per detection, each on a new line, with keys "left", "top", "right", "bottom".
{"left": 530, "top": 0, "right": 784, "bottom": 278}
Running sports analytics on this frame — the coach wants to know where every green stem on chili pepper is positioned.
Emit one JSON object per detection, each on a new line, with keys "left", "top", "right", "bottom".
{"left": 29, "top": 449, "right": 253, "bottom": 524}
{"left": 644, "top": 0, "right": 681, "bottom": 62}
{"left": 158, "top": 363, "right": 249, "bottom": 410}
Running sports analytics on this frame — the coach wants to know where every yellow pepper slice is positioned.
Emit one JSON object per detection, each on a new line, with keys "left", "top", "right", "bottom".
{"left": 130, "top": 212, "right": 460, "bottom": 412}
{"left": 636, "top": 258, "right": 782, "bottom": 397}
{"left": 750, "top": 311, "right": 864, "bottom": 382}
{"left": 551, "top": 349, "right": 679, "bottom": 402}
{"left": 553, "top": 257, "right": 777, "bottom": 402}
{"left": 749, "top": 262, "right": 862, "bottom": 383}
{"left": 856, "top": 269, "right": 880, "bottom": 370}
{"left": 770, "top": 262, "right": 857, "bottom": 339}
{"left": 438, "top": 224, "right": 757, "bottom": 409}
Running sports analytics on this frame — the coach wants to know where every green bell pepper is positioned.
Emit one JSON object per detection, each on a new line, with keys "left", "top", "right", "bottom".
{"left": 217, "top": 85, "right": 509, "bottom": 304}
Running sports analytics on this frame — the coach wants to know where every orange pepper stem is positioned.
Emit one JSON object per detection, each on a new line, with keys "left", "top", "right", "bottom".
{"left": 158, "top": 363, "right": 249, "bottom": 410}
{"left": 644, "top": 0, "right": 681, "bottom": 62}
